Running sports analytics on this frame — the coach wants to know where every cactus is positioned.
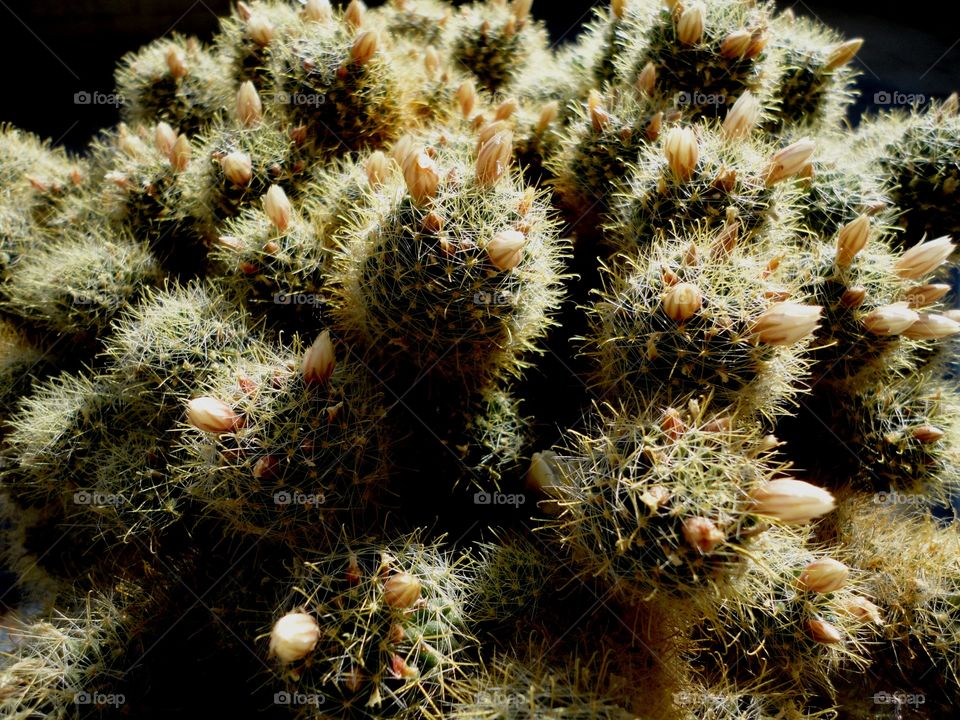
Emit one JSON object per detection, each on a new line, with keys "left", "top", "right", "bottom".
{"left": 115, "top": 35, "right": 229, "bottom": 135}
{"left": 539, "top": 401, "right": 833, "bottom": 603}
{"left": 584, "top": 233, "right": 818, "bottom": 418}
{"left": 332, "top": 134, "right": 567, "bottom": 389}
{"left": 264, "top": 534, "right": 475, "bottom": 719}
{"left": 172, "top": 332, "right": 389, "bottom": 542}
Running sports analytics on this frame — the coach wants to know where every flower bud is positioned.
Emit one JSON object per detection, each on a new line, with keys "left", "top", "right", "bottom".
{"left": 351, "top": 31, "right": 379, "bottom": 65}
{"left": 512, "top": 0, "right": 533, "bottom": 23}
{"left": 902, "top": 313, "right": 960, "bottom": 340}
{"left": 636, "top": 62, "right": 656, "bottom": 95}
{"left": 170, "top": 134, "right": 191, "bottom": 172}
{"left": 806, "top": 618, "right": 843, "bottom": 644}
{"left": 841, "top": 596, "right": 883, "bottom": 625}
{"left": 913, "top": 425, "right": 945, "bottom": 444}
{"left": 494, "top": 97, "right": 519, "bottom": 121}
{"left": 681, "top": 517, "right": 725, "bottom": 553}
{"left": 748, "top": 478, "right": 835, "bottom": 524}
{"left": 487, "top": 229, "right": 526, "bottom": 271}
{"left": 765, "top": 138, "right": 816, "bottom": 185}
{"left": 723, "top": 91, "right": 761, "bottom": 139}
{"left": 366, "top": 151, "right": 390, "bottom": 187}
{"left": 841, "top": 286, "right": 867, "bottom": 308}
{"left": 166, "top": 47, "right": 188, "bottom": 78}
{"left": 663, "top": 126, "right": 699, "bottom": 181}
{"left": 403, "top": 149, "right": 440, "bottom": 205}
{"left": 861, "top": 302, "right": 919, "bottom": 336}
{"left": 612, "top": 0, "right": 627, "bottom": 20}
{"left": 752, "top": 302, "right": 822, "bottom": 345}
{"left": 835, "top": 214, "right": 871, "bottom": 266}
{"left": 303, "top": 0, "right": 332, "bottom": 23}
{"left": 236, "top": 81, "right": 263, "bottom": 127}
{"left": 905, "top": 283, "right": 951, "bottom": 308}
{"left": 895, "top": 235, "right": 955, "bottom": 280}
{"left": 221, "top": 151, "right": 253, "bottom": 186}
{"left": 798, "top": 558, "right": 849, "bottom": 593}
{"left": 383, "top": 572, "right": 421, "bottom": 608}
{"left": 247, "top": 15, "right": 275, "bottom": 46}
{"left": 662, "top": 282, "right": 702, "bottom": 322}
{"left": 263, "top": 185, "right": 292, "bottom": 231}
{"left": 303, "top": 330, "right": 336, "bottom": 385}
{"left": 187, "top": 397, "right": 244, "bottom": 434}
{"left": 720, "top": 29, "right": 752, "bottom": 58}
{"left": 456, "top": 81, "right": 477, "bottom": 118}
{"left": 269, "top": 612, "right": 320, "bottom": 664}
{"left": 824, "top": 38, "right": 863, "bottom": 71}
{"left": 476, "top": 131, "right": 513, "bottom": 186}
{"left": 345, "top": 0, "right": 366, "bottom": 29}
{"left": 676, "top": 2, "right": 705, "bottom": 45}
{"left": 588, "top": 89, "right": 611, "bottom": 132}
{"left": 423, "top": 46, "right": 441, "bottom": 77}
{"left": 154, "top": 122, "right": 177, "bottom": 157}
{"left": 536, "top": 101, "right": 559, "bottom": 134}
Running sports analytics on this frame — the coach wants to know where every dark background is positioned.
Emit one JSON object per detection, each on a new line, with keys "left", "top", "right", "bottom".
{"left": 0, "top": 0, "right": 956, "bottom": 151}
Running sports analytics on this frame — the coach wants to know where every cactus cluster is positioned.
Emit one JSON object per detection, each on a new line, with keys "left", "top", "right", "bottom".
{"left": 2, "top": 1, "right": 960, "bottom": 718}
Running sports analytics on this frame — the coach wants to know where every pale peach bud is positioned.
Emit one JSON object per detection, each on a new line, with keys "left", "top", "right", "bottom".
{"left": 366, "top": 151, "right": 390, "bottom": 187}
{"left": 187, "top": 397, "right": 243, "bottom": 434}
{"left": 636, "top": 62, "right": 656, "bottom": 95}
{"left": 216, "top": 235, "right": 244, "bottom": 252}
{"left": 676, "top": 2, "right": 705, "bottom": 45}
{"left": 611, "top": 0, "right": 627, "bottom": 20}
{"left": 745, "top": 29, "right": 767, "bottom": 59}
{"left": 905, "top": 283, "right": 951, "bottom": 308}
{"left": 682, "top": 517, "right": 725, "bottom": 553}
{"left": 390, "top": 134, "right": 417, "bottom": 166}
{"left": 423, "top": 46, "right": 440, "bottom": 77}
{"left": 841, "top": 596, "right": 883, "bottom": 625}
{"left": 807, "top": 618, "right": 843, "bottom": 644}
{"left": 236, "top": 81, "right": 262, "bottom": 127}
{"left": 383, "top": 572, "right": 421, "bottom": 608}
{"left": 913, "top": 425, "right": 945, "bottom": 444}
{"left": 903, "top": 313, "right": 960, "bottom": 340}
{"left": 752, "top": 302, "right": 821, "bottom": 345}
{"left": 170, "top": 134, "right": 191, "bottom": 171}
{"left": 236, "top": 1, "right": 252, "bottom": 20}
{"left": 824, "top": 38, "right": 863, "bottom": 71}
{"left": 722, "top": 91, "right": 761, "bottom": 139}
{"left": 247, "top": 15, "right": 275, "bottom": 46}
{"left": 303, "top": 0, "right": 333, "bottom": 22}
{"left": 154, "top": 122, "right": 177, "bottom": 156}
{"left": 841, "top": 286, "right": 867, "bottom": 308}
{"left": 303, "top": 330, "right": 336, "bottom": 385}
{"left": 862, "top": 302, "right": 919, "bottom": 336}
{"left": 269, "top": 612, "right": 320, "bottom": 664}
{"left": 104, "top": 171, "right": 129, "bottom": 190}
{"left": 478, "top": 120, "right": 511, "bottom": 148}
{"left": 526, "top": 451, "right": 559, "bottom": 496}
{"left": 536, "top": 101, "right": 559, "bottom": 134}
{"left": 937, "top": 92, "right": 959, "bottom": 120}
{"left": 166, "top": 47, "right": 188, "bottom": 78}
{"left": 263, "top": 185, "right": 292, "bottom": 231}
{"left": 720, "top": 29, "right": 752, "bottom": 58}
{"left": 662, "top": 282, "right": 702, "bottom": 322}
{"left": 663, "top": 126, "right": 699, "bottom": 181}
{"left": 646, "top": 111, "right": 663, "bottom": 140}
{"left": 456, "top": 81, "right": 477, "bottom": 118}
{"left": 403, "top": 149, "right": 440, "bottom": 205}
{"left": 252, "top": 455, "right": 278, "bottom": 479}
{"left": 351, "top": 31, "right": 379, "bottom": 65}
{"left": 345, "top": 0, "right": 366, "bottom": 29}
{"left": 895, "top": 235, "right": 955, "bottom": 280}
{"left": 660, "top": 407, "right": 686, "bottom": 439}
{"left": 487, "top": 229, "right": 526, "bottom": 271}
{"left": 476, "top": 131, "right": 513, "bottom": 186}
{"left": 835, "top": 214, "right": 871, "bottom": 266}
{"left": 588, "top": 89, "right": 611, "bottom": 132}
{"left": 221, "top": 151, "right": 253, "bottom": 186}
{"left": 748, "top": 478, "right": 836, "bottom": 524}
{"left": 765, "top": 138, "right": 816, "bottom": 185}
{"left": 117, "top": 125, "right": 147, "bottom": 158}
{"left": 494, "top": 97, "right": 519, "bottom": 121}
{"left": 798, "top": 558, "right": 849, "bottom": 593}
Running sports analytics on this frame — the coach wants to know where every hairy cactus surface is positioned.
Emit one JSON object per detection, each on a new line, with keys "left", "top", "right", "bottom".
{"left": 1, "top": 2, "right": 959, "bottom": 718}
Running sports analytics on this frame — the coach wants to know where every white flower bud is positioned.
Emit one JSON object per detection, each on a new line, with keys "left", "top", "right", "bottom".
{"left": 403, "top": 149, "right": 441, "bottom": 205}
{"left": 269, "top": 612, "right": 320, "bottom": 664}
{"left": 662, "top": 282, "right": 702, "bottom": 322}
{"left": 765, "top": 138, "right": 816, "bottom": 185}
{"left": 476, "top": 131, "right": 513, "bottom": 186}
{"left": 723, "top": 91, "right": 761, "bottom": 139}
{"left": 861, "top": 302, "right": 919, "bottom": 336}
{"left": 676, "top": 2, "right": 705, "bottom": 46}
{"left": 221, "top": 151, "right": 253, "bottom": 186}
{"left": 236, "top": 81, "right": 263, "bottom": 127}
{"left": 154, "top": 122, "right": 177, "bottom": 157}
{"left": 263, "top": 185, "right": 292, "bottom": 232}
{"left": 351, "top": 31, "right": 379, "bottom": 65}
{"left": 748, "top": 479, "right": 836, "bottom": 524}
{"left": 487, "top": 229, "right": 526, "bottom": 271}
{"left": 303, "top": 330, "right": 336, "bottom": 385}
{"left": 663, "top": 126, "right": 699, "bottom": 181}
{"left": 835, "top": 214, "right": 871, "bottom": 266}
{"left": 752, "top": 302, "right": 822, "bottom": 345}
{"left": 383, "top": 572, "right": 421, "bottom": 608}
{"left": 902, "top": 313, "right": 960, "bottom": 340}
{"left": 798, "top": 558, "right": 849, "bottom": 593}
{"left": 187, "top": 397, "right": 243, "bottom": 434}
{"left": 894, "top": 235, "right": 955, "bottom": 280}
